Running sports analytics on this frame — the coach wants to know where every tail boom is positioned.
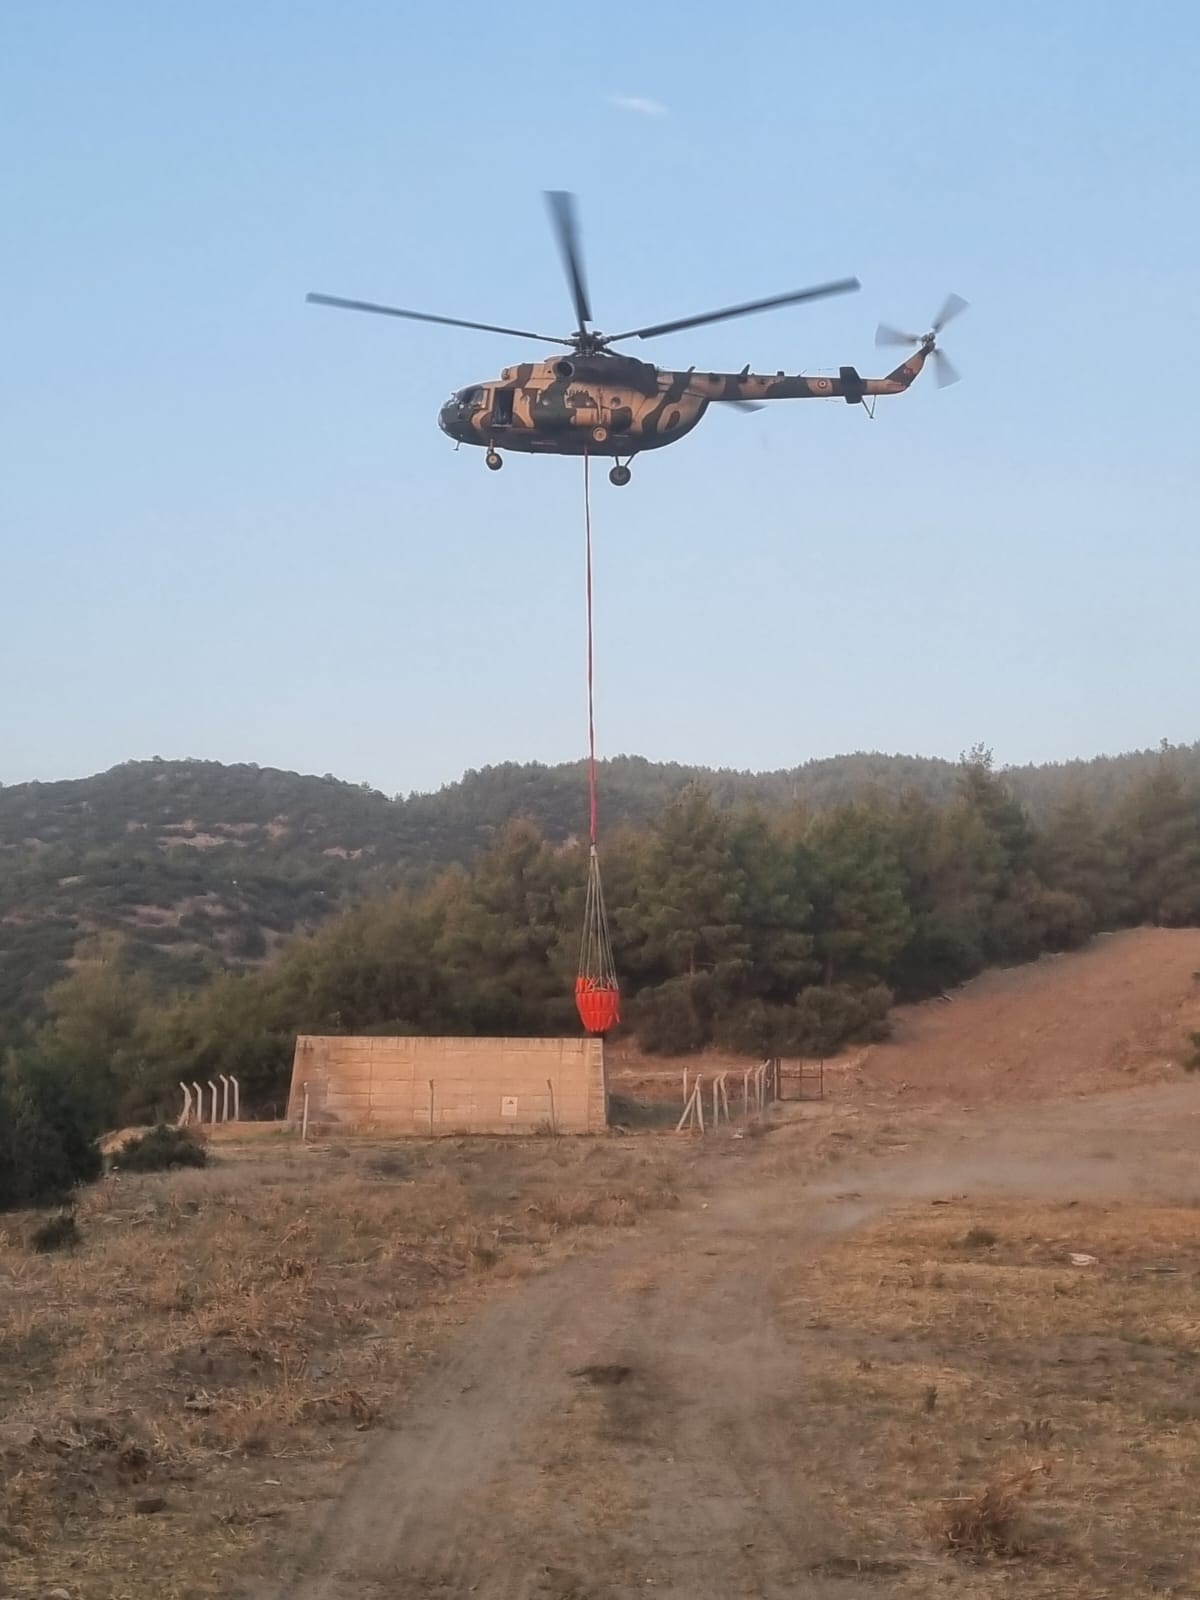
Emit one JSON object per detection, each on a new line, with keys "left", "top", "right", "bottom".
{"left": 690, "top": 343, "right": 932, "bottom": 404}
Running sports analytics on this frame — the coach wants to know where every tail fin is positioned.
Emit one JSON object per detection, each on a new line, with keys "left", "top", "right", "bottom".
{"left": 865, "top": 343, "right": 933, "bottom": 396}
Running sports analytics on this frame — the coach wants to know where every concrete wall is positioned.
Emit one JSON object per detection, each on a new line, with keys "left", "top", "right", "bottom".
{"left": 287, "top": 1035, "right": 608, "bottom": 1136}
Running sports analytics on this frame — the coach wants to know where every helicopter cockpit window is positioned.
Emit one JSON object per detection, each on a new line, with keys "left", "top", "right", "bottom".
{"left": 456, "top": 386, "right": 482, "bottom": 408}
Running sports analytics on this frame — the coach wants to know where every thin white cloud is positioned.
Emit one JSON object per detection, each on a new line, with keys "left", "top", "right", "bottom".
{"left": 609, "top": 93, "right": 668, "bottom": 118}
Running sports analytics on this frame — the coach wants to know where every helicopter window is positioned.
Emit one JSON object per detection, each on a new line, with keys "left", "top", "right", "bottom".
{"left": 457, "top": 386, "right": 482, "bottom": 407}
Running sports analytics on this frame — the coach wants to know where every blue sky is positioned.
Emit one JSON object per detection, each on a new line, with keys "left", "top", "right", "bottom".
{"left": 3, "top": 2, "right": 1197, "bottom": 795}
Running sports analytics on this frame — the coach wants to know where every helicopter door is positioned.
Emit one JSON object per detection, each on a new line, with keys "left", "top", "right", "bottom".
{"left": 605, "top": 394, "right": 633, "bottom": 433}
{"left": 491, "top": 387, "right": 514, "bottom": 427}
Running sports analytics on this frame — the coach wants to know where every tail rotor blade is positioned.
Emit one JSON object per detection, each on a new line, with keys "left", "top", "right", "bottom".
{"left": 879, "top": 294, "right": 967, "bottom": 385}
{"left": 876, "top": 322, "right": 919, "bottom": 348}
{"left": 932, "top": 347, "right": 961, "bottom": 388}
{"left": 932, "top": 293, "right": 968, "bottom": 334}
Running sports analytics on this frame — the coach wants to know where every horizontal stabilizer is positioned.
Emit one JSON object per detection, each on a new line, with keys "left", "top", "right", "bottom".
{"left": 839, "top": 365, "right": 865, "bottom": 405}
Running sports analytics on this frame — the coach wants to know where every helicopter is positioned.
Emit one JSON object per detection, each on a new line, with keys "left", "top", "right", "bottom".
{"left": 307, "top": 192, "right": 966, "bottom": 487}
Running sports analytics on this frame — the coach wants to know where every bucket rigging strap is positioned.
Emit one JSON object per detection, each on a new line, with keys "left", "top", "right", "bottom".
{"left": 578, "top": 840, "right": 617, "bottom": 989}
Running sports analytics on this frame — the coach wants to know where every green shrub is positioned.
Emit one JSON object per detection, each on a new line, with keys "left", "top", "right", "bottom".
{"left": 0, "top": 1051, "right": 103, "bottom": 1212}
{"left": 109, "top": 1124, "right": 207, "bottom": 1173}
{"left": 713, "top": 1000, "right": 781, "bottom": 1057}
{"left": 630, "top": 977, "right": 709, "bottom": 1055}
{"left": 367, "top": 1150, "right": 410, "bottom": 1179}
{"left": 31, "top": 1212, "right": 81, "bottom": 1252}
{"left": 782, "top": 984, "right": 893, "bottom": 1057}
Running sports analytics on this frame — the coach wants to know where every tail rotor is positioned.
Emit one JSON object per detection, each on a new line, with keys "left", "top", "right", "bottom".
{"left": 876, "top": 293, "right": 968, "bottom": 387}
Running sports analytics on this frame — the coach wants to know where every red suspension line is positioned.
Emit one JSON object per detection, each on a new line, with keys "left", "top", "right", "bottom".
{"left": 583, "top": 450, "right": 598, "bottom": 846}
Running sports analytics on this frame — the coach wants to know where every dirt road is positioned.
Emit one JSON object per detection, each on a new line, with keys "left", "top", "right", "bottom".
{"left": 256, "top": 1078, "right": 1200, "bottom": 1600}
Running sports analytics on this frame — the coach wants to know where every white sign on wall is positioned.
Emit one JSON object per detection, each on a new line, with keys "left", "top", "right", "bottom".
{"left": 500, "top": 1096, "right": 519, "bottom": 1118}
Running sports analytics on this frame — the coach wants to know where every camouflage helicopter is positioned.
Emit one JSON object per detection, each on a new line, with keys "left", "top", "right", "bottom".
{"left": 307, "top": 192, "right": 966, "bottom": 487}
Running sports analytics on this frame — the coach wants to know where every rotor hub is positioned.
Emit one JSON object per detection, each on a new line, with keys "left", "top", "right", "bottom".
{"left": 875, "top": 296, "right": 968, "bottom": 389}
{"left": 571, "top": 330, "right": 610, "bottom": 356}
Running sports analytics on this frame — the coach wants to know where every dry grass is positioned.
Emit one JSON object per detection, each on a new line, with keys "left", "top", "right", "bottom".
{"left": 0, "top": 1132, "right": 690, "bottom": 1599}
{"left": 772, "top": 1198, "right": 1200, "bottom": 1596}
{"left": 928, "top": 1459, "right": 1052, "bottom": 1559}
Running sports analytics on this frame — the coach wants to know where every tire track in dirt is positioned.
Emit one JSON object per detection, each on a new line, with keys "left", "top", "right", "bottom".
{"left": 268, "top": 1244, "right": 648, "bottom": 1598}
{"left": 256, "top": 1082, "right": 1200, "bottom": 1600}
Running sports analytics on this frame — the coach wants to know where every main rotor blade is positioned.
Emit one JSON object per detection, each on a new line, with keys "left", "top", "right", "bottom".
{"left": 875, "top": 322, "right": 919, "bottom": 348}
{"left": 932, "top": 293, "right": 968, "bottom": 333}
{"left": 305, "top": 292, "right": 574, "bottom": 346}
{"left": 610, "top": 277, "right": 860, "bottom": 343}
{"left": 727, "top": 399, "right": 766, "bottom": 413}
{"left": 933, "top": 347, "right": 961, "bottom": 388}
{"left": 544, "top": 190, "right": 592, "bottom": 333}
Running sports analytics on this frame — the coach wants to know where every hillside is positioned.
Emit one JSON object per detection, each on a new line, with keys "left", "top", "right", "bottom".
{"left": 854, "top": 923, "right": 1200, "bottom": 1105}
{"left": 606, "top": 925, "right": 1200, "bottom": 1105}
{"left": 2, "top": 742, "right": 1198, "bottom": 1024}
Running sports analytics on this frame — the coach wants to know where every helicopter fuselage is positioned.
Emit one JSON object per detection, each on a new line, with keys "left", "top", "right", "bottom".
{"left": 438, "top": 353, "right": 699, "bottom": 457}
{"left": 437, "top": 346, "right": 932, "bottom": 458}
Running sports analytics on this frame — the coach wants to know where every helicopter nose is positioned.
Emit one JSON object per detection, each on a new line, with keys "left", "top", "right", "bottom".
{"left": 438, "top": 400, "right": 468, "bottom": 441}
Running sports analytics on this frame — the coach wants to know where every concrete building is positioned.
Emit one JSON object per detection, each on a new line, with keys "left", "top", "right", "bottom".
{"left": 287, "top": 1034, "right": 608, "bottom": 1136}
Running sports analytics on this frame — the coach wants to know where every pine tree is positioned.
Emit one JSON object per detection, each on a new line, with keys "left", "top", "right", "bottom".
{"left": 888, "top": 791, "right": 995, "bottom": 994}
{"left": 1117, "top": 765, "right": 1200, "bottom": 925}
{"left": 727, "top": 809, "right": 816, "bottom": 1001}
{"left": 632, "top": 789, "right": 750, "bottom": 984}
{"left": 954, "top": 748, "right": 1064, "bottom": 963}
{"left": 430, "top": 822, "right": 577, "bottom": 1034}
{"left": 40, "top": 933, "right": 154, "bottom": 1126}
{"left": 623, "top": 789, "right": 750, "bottom": 1050}
{"left": 1035, "top": 790, "right": 1126, "bottom": 929}
{"left": 956, "top": 746, "right": 1037, "bottom": 884}
{"left": 803, "top": 803, "right": 912, "bottom": 986}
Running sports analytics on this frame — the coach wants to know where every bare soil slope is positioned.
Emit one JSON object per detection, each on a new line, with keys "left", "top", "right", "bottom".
{"left": 609, "top": 927, "right": 1200, "bottom": 1110}
{"left": 854, "top": 926, "right": 1200, "bottom": 1106}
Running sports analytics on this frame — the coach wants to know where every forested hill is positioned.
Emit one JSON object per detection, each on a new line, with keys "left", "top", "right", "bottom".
{"left": 2, "top": 743, "right": 1198, "bottom": 1024}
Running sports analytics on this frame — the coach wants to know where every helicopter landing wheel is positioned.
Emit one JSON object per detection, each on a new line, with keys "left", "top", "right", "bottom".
{"left": 609, "top": 462, "right": 632, "bottom": 487}
{"left": 485, "top": 449, "right": 503, "bottom": 472}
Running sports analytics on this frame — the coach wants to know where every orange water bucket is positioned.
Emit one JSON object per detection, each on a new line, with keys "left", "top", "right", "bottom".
{"left": 574, "top": 976, "right": 620, "bottom": 1035}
